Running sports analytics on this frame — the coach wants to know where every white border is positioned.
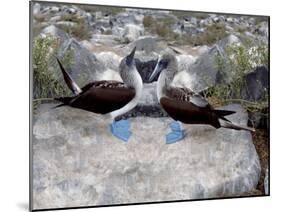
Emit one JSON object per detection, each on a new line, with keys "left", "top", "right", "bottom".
{"left": 1, "top": 0, "right": 279, "bottom": 212}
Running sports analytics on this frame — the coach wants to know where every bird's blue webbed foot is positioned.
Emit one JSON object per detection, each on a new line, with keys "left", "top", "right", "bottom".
{"left": 166, "top": 121, "right": 186, "bottom": 144}
{"left": 110, "top": 119, "right": 131, "bottom": 142}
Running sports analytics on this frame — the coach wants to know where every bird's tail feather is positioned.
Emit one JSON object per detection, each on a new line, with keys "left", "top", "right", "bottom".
{"left": 214, "top": 109, "right": 236, "bottom": 117}
{"left": 52, "top": 103, "right": 66, "bottom": 109}
{"left": 219, "top": 119, "right": 255, "bottom": 132}
{"left": 55, "top": 57, "right": 82, "bottom": 95}
{"left": 53, "top": 97, "right": 73, "bottom": 109}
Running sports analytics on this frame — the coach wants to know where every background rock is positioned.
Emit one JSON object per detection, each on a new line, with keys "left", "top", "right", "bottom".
{"left": 133, "top": 36, "right": 158, "bottom": 53}
{"left": 256, "top": 21, "right": 269, "bottom": 37}
{"left": 248, "top": 109, "right": 269, "bottom": 129}
{"left": 241, "top": 66, "right": 269, "bottom": 102}
{"left": 188, "top": 45, "right": 221, "bottom": 91}
{"left": 242, "top": 66, "right": 269, "bottom": 129}
{"left": 122, "top": 24, "right": 144, "bottom": 43}
{"left": 33, "top": 3, "right": 41, "bottom": 15}
{"left": 32, "top": 103, "right": 260, "bottom": 209}
{"left": 41, "top": 25, "right": 105, "bottom": 85}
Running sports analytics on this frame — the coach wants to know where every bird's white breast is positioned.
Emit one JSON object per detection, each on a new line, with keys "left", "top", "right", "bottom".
{"left": 157, "top": 71, "right": 166, "bottom": 102}
{"left": 109, "top": 69, "right": 143, "bottom": 120}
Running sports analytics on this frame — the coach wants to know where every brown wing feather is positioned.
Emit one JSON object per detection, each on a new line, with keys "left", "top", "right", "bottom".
{"left": 58, "top": 81, "right": 135, "bottom": 114}
{"left": 165, "top": 86, "right": 213, "bottom": 109}
{"left": 81, "top": 80, "right": 128, "bottom": 93}
{"left": 165, "top": 87, "right": 193, "bottom": 102}
{"left": 160, "top": 97, "right": 221, "bottom": 128}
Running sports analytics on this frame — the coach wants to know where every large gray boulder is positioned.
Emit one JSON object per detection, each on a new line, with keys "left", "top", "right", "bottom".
{"left": 241, "top": 66, "right": 269, "bottom": 102}
{"left": 33, "top": 3, "right": 41, "bottom": 16}
{"left": 241, "top": 66, "right": 269, "bottom": 129}
{"left": 90, "top": 34, "right": 121, "bottom": 46}
{"left": 32, "top": 104, "right": 260, "bottom": 209}
{"left": 115, "top": 12, "right": 143, "bottom": 25}
{"left": 256, "top": 21, "right": 269, "bottom": 37}
{"left": 41, "top": 25, "right": 105, "bottom": 85}
{"left": 188, "top": 45, "right": 222, "bottom": 92}
{"left": 132, "top": 36, "right": 158, "bottom": 53}
{"left": 122, "top": 24, "right": 144, "bottom": 43}
{"left": 188, "top": 34, "right": 242, "bottom": 92}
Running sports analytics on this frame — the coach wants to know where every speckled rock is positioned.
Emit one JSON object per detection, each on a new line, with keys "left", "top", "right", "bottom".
{"left": 32, "top": 104, "right": 260, "bottom": 210}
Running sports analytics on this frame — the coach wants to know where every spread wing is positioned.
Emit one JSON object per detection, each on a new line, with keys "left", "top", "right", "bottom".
{"left": 165, "top": 86, "right": 212, "bottom": 109}
{"left": 69, "top": 81, "right": 135, "bottom": 114}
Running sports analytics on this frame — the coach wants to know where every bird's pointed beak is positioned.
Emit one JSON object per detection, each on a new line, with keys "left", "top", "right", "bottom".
{"left": 125, "top": 47, "right": 136, "bottom": 66}
{"left": 149, "top": 57, "right": 162, "bottom": 82}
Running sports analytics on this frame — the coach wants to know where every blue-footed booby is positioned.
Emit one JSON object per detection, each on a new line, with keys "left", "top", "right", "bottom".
{"left": 55, "top": 47, "right": 143, "bottom": 142}
{"left": 149, "top": 53, "right": 255, "bottom": 144}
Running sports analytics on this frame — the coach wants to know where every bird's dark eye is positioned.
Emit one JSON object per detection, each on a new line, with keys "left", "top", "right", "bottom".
{"left": 159, "top": 59, "right": 168, "bottom": 69}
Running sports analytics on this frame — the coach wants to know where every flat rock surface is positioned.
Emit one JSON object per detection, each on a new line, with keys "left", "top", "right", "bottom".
{"left": 32, "top": 104, "right": 260, "bottom": 209}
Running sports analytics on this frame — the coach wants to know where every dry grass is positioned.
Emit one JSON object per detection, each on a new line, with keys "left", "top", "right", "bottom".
{"left": 58, "top": 14, "right": 92, "bottom": 40}
{"left": 229, "top": 129, "right": 269, "bottom": 197}
{"left": 252, "top": 129, "right": 269, "bottom": 195}
{"left": 78, "top": 5, "right": 125, "bottom": 15}
{"left": 143, "top": 16, "right": 178, "bottom": 41}
{"left": 143, "top": 15, "right": 228, "bottom": 46}
{"left": 172, "top": 11, "right": 209, "bottom": 19}
{"left": 187, "top": 23, "right": 228, "bottom": 46}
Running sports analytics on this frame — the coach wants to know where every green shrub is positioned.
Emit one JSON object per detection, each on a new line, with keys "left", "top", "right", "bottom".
{"left": 143, "top": 16, "right": 154, "bottom": 28}
{"left": 204, "top": 43, "right": 269, "bottom": 112}
{"left": 172, "top": 11, "right": 209, "bottom": 20}
{"left": 236, "top": 26, "right": 247, "bottom": 34}
{"left": 32, "top": 35, "right": 73, "bottom": 111}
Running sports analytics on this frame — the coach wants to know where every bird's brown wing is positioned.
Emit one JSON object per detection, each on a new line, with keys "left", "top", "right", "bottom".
{"left": 80, "top": 80, "right": 127, "bottom": 92}
{"left": 160, "top": 96, "right": 221, "bottom": 128}
{"left": 165, "top": 86, "right": 213, "bottom": 109}
{"left": 69, "top": 81, "right": 135, "bottom": 114}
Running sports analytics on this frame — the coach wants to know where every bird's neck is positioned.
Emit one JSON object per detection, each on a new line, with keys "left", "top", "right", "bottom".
{"left": 109, "top": 69, "right": 143, "bottom": 120}
{"left": 157, "top": 70, "right": 172, "bottom": 101}
{"left": 121, "top": 69, "right": 143, "bottom": 98}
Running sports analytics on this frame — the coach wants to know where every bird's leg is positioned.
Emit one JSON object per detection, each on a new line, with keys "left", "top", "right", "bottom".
{"left": 110, "top": 119, "right": 131, "bottom": 142}
{"left": 166, "top": 121, "right": 186, "bottom": 144}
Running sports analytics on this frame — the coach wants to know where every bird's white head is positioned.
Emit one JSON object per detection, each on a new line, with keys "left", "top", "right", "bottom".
{"left": 148, "top": 53, "right": 178, "bottom": 84}
{"left": 119, "top": 47, "right": 138, "bottom": 86}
